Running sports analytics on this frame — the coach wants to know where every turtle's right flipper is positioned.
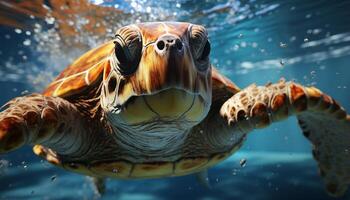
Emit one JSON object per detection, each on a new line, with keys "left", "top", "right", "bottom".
{"left": 0, "top": 93, "right": 86, "bottom": 155}
{"left": 220, "top": 80, "right": 350, "bottom": 197}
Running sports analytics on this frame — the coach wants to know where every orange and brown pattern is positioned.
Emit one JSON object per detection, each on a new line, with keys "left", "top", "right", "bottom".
{"left": 45, "top": 22, "right": 215, "bottom": 105}
{"left": 113, "top": 23, "right": 211, "bottom": 109}
{"left": 220, "top": 80, "right": 350, "bottom": 197}
{"left": 43, "top": 42, "right": 114, "bottom": 97}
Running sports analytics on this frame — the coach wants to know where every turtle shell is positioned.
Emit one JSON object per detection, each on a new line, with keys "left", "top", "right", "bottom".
{"left": 43, "top": 41, "right": 115, "bottom": 97}
{"left": 33, "top": 141, "right": 243, "bottom": 179}
{"left": 211, "top": 67, "right": 240, "bottom": 94}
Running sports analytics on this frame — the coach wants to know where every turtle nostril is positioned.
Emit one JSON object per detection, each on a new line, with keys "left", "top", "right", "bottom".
{"left": 175, "top": 39, "right": 183, "bottom": 50}
{"left": 156, "top": 40, "right": 165, "bottom": 50}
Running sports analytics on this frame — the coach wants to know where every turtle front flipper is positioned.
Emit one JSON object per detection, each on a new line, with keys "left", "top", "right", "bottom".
{"left": 220, "top": 79, "right": 350, "bottom": 197}
{"left": 0, "top": 93, "right": 92, "bottom": 157}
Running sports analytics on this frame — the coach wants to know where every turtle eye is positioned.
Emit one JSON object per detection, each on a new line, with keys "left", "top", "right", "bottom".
{"left": 114, "top": 41, "right": 128, "bottom": 65}
{"left": 114, "top": 28, "right": 142, "bottom": 76}
{"left": 189, "top": 25, "right": 210, "bottom": 71}
{"left": 199, "top": 40, "right": 211, "bottom": 61}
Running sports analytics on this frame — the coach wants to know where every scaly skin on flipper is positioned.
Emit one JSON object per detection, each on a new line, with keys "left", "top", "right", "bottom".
{"left": 0, "top": 94, "right": 94, "bottom": 158}
{"left": 220, "top": 79, "right": 350, "bottom": 197}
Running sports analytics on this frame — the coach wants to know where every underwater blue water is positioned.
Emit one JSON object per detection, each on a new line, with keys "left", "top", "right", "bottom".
{"left": 0, "top": 0, "right": 350, "bottom": 199}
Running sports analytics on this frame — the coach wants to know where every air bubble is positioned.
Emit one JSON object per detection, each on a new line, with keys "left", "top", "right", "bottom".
{"left": 51, "top": 175, "right": 57, "bottom": 182}
{"left": 240, "top": 158, "right": 247, "bottom": 167}
{"left": 232, "top": 168, "right": 239, "bottom": 176}
{"left": 68, "top": 20, "right": 75, "bottom": 26}
{"left": 21, "top": 90, "right": 29, "bottom": 95}
{"left": 279, "top": 59, "right": 285, "bottom": 66}
{"left": 45, "top": 16, "right": 56, "bottom": 24}
{"left": 279, "top": 42, "right": 287, "bottom": 48}
{"left": 0, "top": 160, "right": 9, "bottom": 175}
{"left": 14, "top": 28, "right": 22, "bottom": 34}
{"left": 23, "top": 39, "right": 31, "bottom": 46}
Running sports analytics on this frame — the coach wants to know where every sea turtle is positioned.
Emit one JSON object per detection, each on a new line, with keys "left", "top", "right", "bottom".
{"left": 0, "top": 22, "right": 349, "bottom": 196}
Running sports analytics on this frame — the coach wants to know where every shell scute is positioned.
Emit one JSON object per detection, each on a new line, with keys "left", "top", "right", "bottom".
{"left": 174, "top": 157, "right": 208, "bottom": 175}
{"left": 211, "top": 67, "right": 240, "bottom": 95}
{"left": 91, "top": 161, "right": 132, "bottom": 178}
{"left": 131, "top": 162, "right": 174, "bottom": 178}
{"left": 43, "top": 42, "right": 114, "bottom": 97}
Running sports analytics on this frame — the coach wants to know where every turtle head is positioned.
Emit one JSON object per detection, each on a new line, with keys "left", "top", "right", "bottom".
{"left": 101, "top": 22, "right": 212, "bottom": 132}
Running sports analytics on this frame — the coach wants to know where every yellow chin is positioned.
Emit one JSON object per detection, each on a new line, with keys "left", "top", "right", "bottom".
{"left": 116, "top": 89, "right": 209, "bottom": 125}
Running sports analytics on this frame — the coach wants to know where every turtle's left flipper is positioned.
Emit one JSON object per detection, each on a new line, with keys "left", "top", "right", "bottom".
{"left": 220, "top": 80, "right": 350, "bottom": 197}
{"left": 0, "top": 93, "right": 90, "bottom": 156}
